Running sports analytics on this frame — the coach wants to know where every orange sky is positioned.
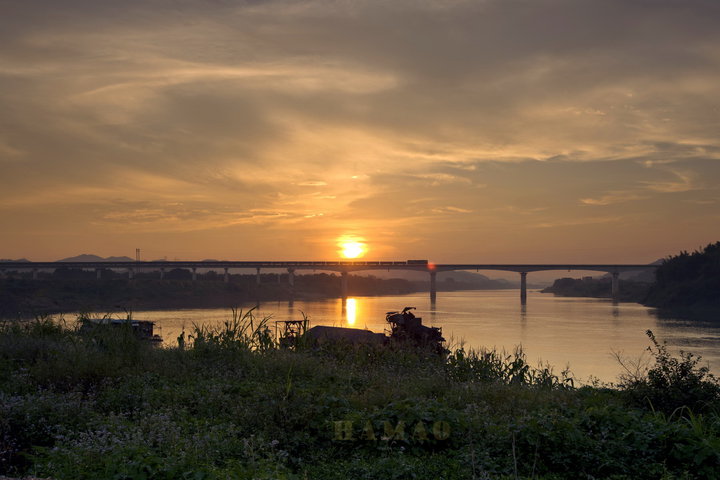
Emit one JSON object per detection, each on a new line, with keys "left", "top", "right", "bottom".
{"left": 1, "top": 0, "right": 719, "bottom": 263}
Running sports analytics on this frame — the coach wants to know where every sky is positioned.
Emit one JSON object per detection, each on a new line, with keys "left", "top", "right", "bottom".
{"left": 1, "top": 0, "right": 719, "bottom": 264}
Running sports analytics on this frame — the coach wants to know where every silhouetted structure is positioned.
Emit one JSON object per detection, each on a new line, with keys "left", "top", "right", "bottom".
{"left": 0, "top": 260, "right": 658, "bottom": 304}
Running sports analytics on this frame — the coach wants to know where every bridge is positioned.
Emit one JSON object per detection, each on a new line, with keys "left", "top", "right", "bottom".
{"left": 0, "top": 260, "right": 658, "bottom": 304}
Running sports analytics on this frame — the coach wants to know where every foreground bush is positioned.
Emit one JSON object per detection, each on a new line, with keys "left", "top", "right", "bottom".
{"left": 620, "top": 330, "right": 720, "bottom": 416}
{"left": 0, "top": 315, "right": 718, "bottom": 479}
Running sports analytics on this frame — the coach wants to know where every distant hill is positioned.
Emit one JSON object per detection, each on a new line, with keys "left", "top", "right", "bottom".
{"left": 541, "top": 276, "right": 650, "bottom": 302}
{"left": 1, "top": 258, "right": 30, "bottom": 262}
{"left": 644, "top": 242, "right": 720, "bottom": 309}
{"left": 542, "top": 259, "right": 662, "bottom": 301}
{"left": 58, "top": 254, "right": 134, "bottom": 262}
{"left": 543, "top": 243, "right": 720, "bottom": 309}
{"left": 599, "top": 259, "right": 663, "bottom": 283}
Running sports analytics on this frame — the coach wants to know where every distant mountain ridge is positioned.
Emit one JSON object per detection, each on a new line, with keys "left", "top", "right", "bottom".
{"left": 58, "top": 254, "right": 134, "bottom": 262}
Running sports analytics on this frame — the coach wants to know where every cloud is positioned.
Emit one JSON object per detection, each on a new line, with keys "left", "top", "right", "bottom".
{"left": 641, "top": 170, "right": 698, "bottom": 193}
{"left": 296, "top": 181, "right": 328, "bottom": 187}
{"left": 532, "top": 216, "right": 623, "bottom": 229}
{"left": 580, "top": 192, "right": 649, "bottom": 206}
{"left": 2, "top": 0, "right": 720, "bottom": 260}
{"left": 580, "top": 167, "right": 703, "bottom": 206}
{"left": 431, "top": 206, "right": 473, "bottom": 214}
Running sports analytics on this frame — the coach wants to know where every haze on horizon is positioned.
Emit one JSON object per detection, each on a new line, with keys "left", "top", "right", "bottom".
{"left": 1, "top": 0, "right": 719, "bottom": 264}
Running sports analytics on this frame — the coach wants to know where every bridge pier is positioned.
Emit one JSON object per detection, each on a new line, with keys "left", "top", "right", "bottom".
{"left": 287, "top": 268, "right": 295, "bottom": 288}
{"left": 160, "top": 268, "right": 165, "bottom": 280}
{"left": 520, "top": 272, "right": 527, "bottom": 305}
{"left": 96, "top": 268, "right": 102, "bottom": 280}
{"left": 32, "top": 268, "right": 38, "bottom": 280}
{"left": 341, "top": 271, "right": 348, "bottom": 298}
{"left": 191, "top": 268, "right": 197, "bottom": 282}
{"left": 128, "top": 268, "right": 134, "bottom": 281}
{"left": 256, "top": 267, "right": 261, "bottom": 286}
{"left": 224, "top": 267, "right": 229, "bottom": 284}
{"left": 429, "top": 271, "right": 437, "bottom": 301}
{"left": 611, "top": 272, "right": 619, "bottom": 300}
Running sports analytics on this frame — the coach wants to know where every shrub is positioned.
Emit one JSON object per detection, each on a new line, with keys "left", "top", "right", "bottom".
{"left": 621, "top": 330, "right": 720, "bottom": 414}
{"left": 445, "top": 346, "right": 574, "bottom": 388}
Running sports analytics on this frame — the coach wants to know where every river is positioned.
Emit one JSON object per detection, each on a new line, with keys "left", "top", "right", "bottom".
{"left": 129, "top": 289, "right": 720, "bottom": 384}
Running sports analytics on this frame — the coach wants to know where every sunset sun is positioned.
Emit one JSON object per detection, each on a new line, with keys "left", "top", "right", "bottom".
{"left": 339, "top": 240, "right": 367, "bottom": 259}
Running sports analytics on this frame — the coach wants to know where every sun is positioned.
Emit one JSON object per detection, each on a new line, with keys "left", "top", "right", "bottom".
{"left": 339, "top": 240, "right": 367, "bottom": 259}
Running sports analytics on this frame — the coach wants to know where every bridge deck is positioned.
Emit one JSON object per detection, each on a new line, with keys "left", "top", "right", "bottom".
{"left": 0, "top": 261, "right": 658, "bottom": 274}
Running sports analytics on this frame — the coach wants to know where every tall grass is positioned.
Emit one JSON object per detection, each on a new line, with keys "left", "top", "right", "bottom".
{"left": 446, "top": 346, "right": 575, "bottom": 388}
{"left": 189, "top": 307, "right": 276, "bottom": 352}
{"left": 1, "top": 315, "right": 719, "bottom": 479}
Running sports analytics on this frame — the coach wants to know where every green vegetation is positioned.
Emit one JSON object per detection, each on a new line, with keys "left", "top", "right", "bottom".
{"left": 620, "top": 331, "right": 720, "bottom": 415}
{"left": 541, "top": 277, "right": 650, "bottom": 303}
{"left": 544, "top": 241, "right": 720, "bottom": 312}
{"left": 1, "top": 314, "right": 719, "bottom": 479}
{"left": 645, "top": 242, "right": 720, "bottom": 309}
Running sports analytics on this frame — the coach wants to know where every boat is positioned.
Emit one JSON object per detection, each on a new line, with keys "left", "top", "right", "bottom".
{"left": 78, "top": 317, "right": 163, "bottom": 344}
{"left": 385, "top": 307, "right": 447, "bottom": 354}
{"left": 277, "top": 306, "right": 446, "bottom": 354}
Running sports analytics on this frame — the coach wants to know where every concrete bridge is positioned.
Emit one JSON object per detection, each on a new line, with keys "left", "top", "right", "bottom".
{"left": 0, "top": 260, "right": 658, "bottom": 304}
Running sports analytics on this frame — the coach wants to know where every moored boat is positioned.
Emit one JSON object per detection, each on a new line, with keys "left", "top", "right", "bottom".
{"left": 79, "top": 317, "right": 163, "bottom": 344}
{"left": 277, "top": 306, "right": 446, "bottom": 354}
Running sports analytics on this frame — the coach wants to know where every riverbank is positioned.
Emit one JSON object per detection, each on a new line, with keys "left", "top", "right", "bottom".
{"left": 540, "top": 277, "right": 720, "bottom": 320}
{"left": 542, "top": 242, "right": 720, "bottom": 313}
{"left": 0, "top": 274, "right": 513, "bottom": 318}
{"left": 540, "top": 277, "right": 650, "bottom": 303}
{"left": 1, "top": 315, "right": 718, "bottom": 479}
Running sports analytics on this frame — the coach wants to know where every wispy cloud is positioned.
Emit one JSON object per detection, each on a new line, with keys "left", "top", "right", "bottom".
{"left": 641, "top": 170, "right": 697, "bottom": 193}
{"left": 532, "top": 217, "right": 623, "bottom": 229}
{"left": 580, "top": 191, "right": 648, "bottom": 206}
{"left": 431, "top": 206, "right": 473, "bottom": 214}
{"left": 580, "top": 168, "right": 702, "bottom": 206}
{"left": 296, "top": 181, "right": 328, "bottom": 187}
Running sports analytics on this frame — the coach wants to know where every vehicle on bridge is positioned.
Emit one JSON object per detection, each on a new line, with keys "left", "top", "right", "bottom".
{"left": 406, "top": 259, "right": 429, "bottom": 265}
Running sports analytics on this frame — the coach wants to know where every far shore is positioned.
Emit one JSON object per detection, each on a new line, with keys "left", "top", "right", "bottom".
{"left": 0, "top": 274, "right": 515, "bottom": 318}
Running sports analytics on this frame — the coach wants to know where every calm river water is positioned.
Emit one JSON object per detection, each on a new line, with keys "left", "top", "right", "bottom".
{"left": 131, "top": 290, "right": 720, "bottom": 384}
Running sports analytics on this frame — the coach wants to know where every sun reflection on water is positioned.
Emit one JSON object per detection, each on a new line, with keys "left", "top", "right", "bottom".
{"left": 345, "top": 298, "right": 357, "bottom": 326}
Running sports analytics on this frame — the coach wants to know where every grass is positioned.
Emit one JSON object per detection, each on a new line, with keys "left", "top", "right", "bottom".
{"left": 0, "top": 313, "right": 718, "bottom": 479}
